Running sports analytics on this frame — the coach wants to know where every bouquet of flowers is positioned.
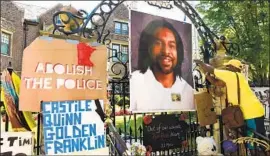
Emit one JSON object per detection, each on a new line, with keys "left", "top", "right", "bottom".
{"left": 127, "top": 142, "right": 146, "bottom": 156}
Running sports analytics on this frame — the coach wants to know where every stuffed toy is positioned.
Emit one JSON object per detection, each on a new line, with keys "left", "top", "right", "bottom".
{"left": 196, "top": 136, "right": 223, "bottom": 156}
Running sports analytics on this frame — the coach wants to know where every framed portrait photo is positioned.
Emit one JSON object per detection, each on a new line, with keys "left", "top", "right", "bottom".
{"left": 130, "top": 10, "right": 194, "bottom": 113}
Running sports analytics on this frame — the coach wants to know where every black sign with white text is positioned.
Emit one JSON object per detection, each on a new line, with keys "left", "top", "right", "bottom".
{"left": 143, "top": 114, "right": 189, "bottom": 151}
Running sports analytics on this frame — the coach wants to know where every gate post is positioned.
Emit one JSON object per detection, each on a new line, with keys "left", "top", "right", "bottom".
{"left": 209, "top": 38, "right": 234, "bottom": 154}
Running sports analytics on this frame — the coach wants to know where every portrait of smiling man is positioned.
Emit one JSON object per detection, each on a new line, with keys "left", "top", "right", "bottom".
{"left": 130, "top": 11, "right": 194, "bottom": 112}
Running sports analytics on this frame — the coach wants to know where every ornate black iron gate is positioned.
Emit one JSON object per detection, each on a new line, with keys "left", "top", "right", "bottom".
{"left": 1, "top": 0, "right": 253, "bottom": 156}
{"left": 107, "top": 80, "right": 216, "bottom": 155}
{"left": 51, "top": 0, "right": 228, "bottom": 155}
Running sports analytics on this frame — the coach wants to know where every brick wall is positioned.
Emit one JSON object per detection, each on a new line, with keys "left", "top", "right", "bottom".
{"left": 26, "top": 3, "right": 63, "bottom": 47}
{"left": 0, "top": 2, "right": 63, "bottom": 74}
{"left": 104, "top": 4, "right": 130, "bottom": 78}
{"left": 0, "top": 1, "right": 128, "bottom": 77}
{"left": 104, "top": 3, "right": 129, "bottom": 42}
{"left": 25, "top": 24, "right": 40, "bottom": 47}
{"left": 1, "top": 1, "right": 24, "bottom": 73}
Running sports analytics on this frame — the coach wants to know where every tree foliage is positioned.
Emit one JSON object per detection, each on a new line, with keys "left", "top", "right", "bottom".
{"left": 196, "top": 0, "right": 269, "bottom": 86}
{"left": 114, "top": 94, "right": 130, "bottom": 107}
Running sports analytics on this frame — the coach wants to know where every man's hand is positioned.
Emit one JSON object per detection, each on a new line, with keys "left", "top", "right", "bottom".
{"left": 193, "top": 59, "right": 215, "bottom": 74}
{"left": 194, "top": 59, "right": 203, "bottom": 65}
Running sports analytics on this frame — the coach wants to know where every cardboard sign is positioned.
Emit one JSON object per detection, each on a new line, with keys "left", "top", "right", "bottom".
{"left": 0, "top": 132, "right": 34, "bottom": 156}
{"left": 19, "top": 37, "right": 107, "bottom": 112}
{"left": 195, "top": 92, "right": 217, "bottom": 126}
{"left": 42, "top": 99, "right": 106, "bottom": 155}
{"left": 143, "top": 114, "right": 189, "bottom": 152}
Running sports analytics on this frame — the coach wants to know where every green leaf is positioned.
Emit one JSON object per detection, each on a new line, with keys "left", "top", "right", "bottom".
{"left": 196, "top": 0, "right": 269, "bottom": 85}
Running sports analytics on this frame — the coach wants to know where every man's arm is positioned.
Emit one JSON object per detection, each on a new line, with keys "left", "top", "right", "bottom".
{"left": 194, "top": 60, "right": 215, "bottom": 74}
{"left": 194, "top": 59, "right": 225, "bottom": 87}
{"left": 205, "top": 74, "right": 226, "bottom": 87}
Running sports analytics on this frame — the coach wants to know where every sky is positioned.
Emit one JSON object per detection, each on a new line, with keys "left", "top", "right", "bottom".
{"left": 13, "top": 1, "right": 199, "bottom": 24}
{"left": 14, "top": 1, "right": 100, "bottom": 12}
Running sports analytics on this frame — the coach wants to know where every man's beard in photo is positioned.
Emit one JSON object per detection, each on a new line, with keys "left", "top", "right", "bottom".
{"left": 152, "top": 56, "right": 174, "bottom": 74}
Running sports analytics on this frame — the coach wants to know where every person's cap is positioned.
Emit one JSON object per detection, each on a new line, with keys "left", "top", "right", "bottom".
{"left": 223, "top": 59, "right": 242, "bottom": 69}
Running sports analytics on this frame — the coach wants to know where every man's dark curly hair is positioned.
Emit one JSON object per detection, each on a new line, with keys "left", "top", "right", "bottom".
{"left": 137, "top": 19, "right": 184, "bottom": 78}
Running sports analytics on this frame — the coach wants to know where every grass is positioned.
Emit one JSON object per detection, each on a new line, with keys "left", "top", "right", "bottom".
{"left": 115, "top": 115, "right": 143, "bottom": 137}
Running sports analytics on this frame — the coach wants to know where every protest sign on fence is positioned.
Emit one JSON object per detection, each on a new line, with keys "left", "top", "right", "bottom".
{"left": 42, "top": 99, "right": 107, "bottom": 155}
{"left": 0, "top": 132, "right": 34, "bottom": 156}
{"left": 19, "top": 37, "right": 107, "bottom": 112}
{"left": 143, "top": 114, "right": 189, "bottom": 152}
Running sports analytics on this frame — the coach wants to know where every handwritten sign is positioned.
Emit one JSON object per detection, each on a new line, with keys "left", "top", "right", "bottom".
{"left": 143, "top": 114, "right": 188, "bottom": 151}
{"left": 0, "top": 132, "right": 34, "bottom": 156}
{"left": 195, "top": 92, "right": 217, "bottom": 126}
{"left": 19, "top": 38, "right": 107, "bottom": 112}
{"left": 42, "top": 100, "right": 105, "bottom": 155}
